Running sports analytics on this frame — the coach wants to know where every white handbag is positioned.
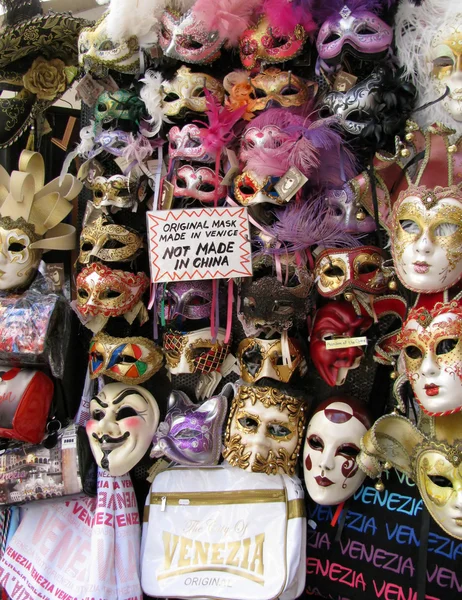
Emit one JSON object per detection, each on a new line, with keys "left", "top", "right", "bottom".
{"left": 141, "top": 464, "right": 306, "bottom": 600}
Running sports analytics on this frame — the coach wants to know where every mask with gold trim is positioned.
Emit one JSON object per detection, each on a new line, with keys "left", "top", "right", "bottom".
{"left": 94, "top": 90, "right": 146, "bottom": 127}
{"left": 303, "top": 396, "right": 371, "bottom": 505}
{"left": 397, "top": 301, "right": 462, "bottom": 417}
{"left": 86, "top": 382, "right": 160, "bottom": 476}
{"left": 163, "top": 327, "right": 231, "bottom": 375}
{"left": 159, "top": 281, "right": 213, "bottom": 321}
{"left": 237, "top": 337, "right": 304, "bottom": 384}
{"left": 233, "top": 171, "right": 284, "bottom": 206}
{"left": 88, "top": 174, "right": 148, "bottom": 211}
{"left": 168, "top": 123, "right": 215, "bottom": 163}
{"left": 78, "top": 216, "right": 143, "bottom": 265}
{"left": 314, "top": 246, "right": 390, "bottom": 298}
{"left": 359, "top": 413, "right": 462, "bottom": 540}
{"left": 223, "top": 384, "right": 307, "bottom": 476}
{"left": 172, "top": 165, "right": 226, "bottom": 205}
{"left": 76, "top": 263, "right": 149, "bottom": 318}
{"left": 78, "top": 15, "right": 140, "bottom": 75}
{"left": 89, "top": 331, "right": 163, "bottom": 384}
{"left": 161, "top": 66, "right": 225, "bottom": 119}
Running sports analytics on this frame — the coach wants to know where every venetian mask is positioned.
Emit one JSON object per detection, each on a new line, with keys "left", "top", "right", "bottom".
{"left": 88, "top": 174, "right": 148, "bottom": 210}
{"left": 239, "top": 15, "right": 307, "bottom": 70}
{"left": 303, "top": 397, "right": 371, "bottom": 505}
{"left": 398, "top": 302, "right": 462, "bottom": 417}
{"left": 390, "top": 185, "right": 462, "bottom": 293}
{"left": 76, "top": 263, "right": 149, "bottom": 318}
{"left": 78, "top": 16, "right": 140, "bottom": 75}
{"left": 158, "top": 281, "right": 213, "bottom": 321}
{"left": 316, "top": 5, "right": 393, "bottom": 65}
{"left": 310, "top": 302, "right": 373, "bottom": 387}
{"left": 151, "top": 389, "right": 228, "bottom": 466}
{"left": 163, "top": 327, "right": 231, "bottom": 375}
{"left": 168, "top": 123, "right": 214, "bottom": 163}
{"left": 86, "top": 382, "right": 160, "bottom": 476}
{"left": 78, "top": 216, "right": 143, "bottom": 265}
{"left": 161, "top": 66, "right": 225, "bottom": 118}
{"left": 0, "top": 217, "right": 42, "bottom": 291}
{"left": 314, "top": 246, "right": 389, "bottom": 298}
{"left": 89, "top": 332, "right": 163, "bottom": 385}
{"left": 429, "top": 22, "right": 462, "bottom": 123}
{"left": 94, "top": 90, "right": 146, "bottom": 127}
{"left": 159, "top": 8, "right": 223, "bottom": 64}
{"left": 88, "top": 130, "right": 132, "bottom": 161}
{"left": 239, "top": 124, "right": 291, "bottom": 164}
{"left": 238, "top": 255, "right": 313, "bottom": 336}
{"left": 223, "top": 384, "right": 307, "bottom": 476}
{"left": 172, "top": 165, "right": 226, "bottom": 205}
{"left": 319, "top": 69, "right": 384, "bottom": 136}
{"left": 324, "top": 186, "right": 376, "bottom": 234}
{"left": 237, "top": 337, "right": 304, "bottom": 384}
{"left": 233, "top": 171, "right": 284, "bottom": 206}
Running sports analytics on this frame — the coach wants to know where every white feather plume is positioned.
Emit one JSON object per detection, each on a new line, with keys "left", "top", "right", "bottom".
{"left": 140, "top": 70, "right": 171, "bottom": 136}
{"left": 395, "top": 0, "right": 462, "bottom": 138}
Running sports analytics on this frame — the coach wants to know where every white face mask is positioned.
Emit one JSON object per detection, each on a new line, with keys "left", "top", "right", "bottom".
{"left": 0, "top": 224, "right": 41, "bottom": 291}
{"left": 86, "top": 383, "right": 160, "bottom": 476}
{"left": 391, "top": 195, "right": 462, "bottom": 293}
{"left": 303, "top": 401, "right": 367, "bottom": 505}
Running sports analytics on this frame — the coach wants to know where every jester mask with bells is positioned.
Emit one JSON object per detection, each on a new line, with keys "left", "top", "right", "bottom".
{"left": 397, "top": 301, "right": 462, "bottom": 417}
{"left": 0, "top": 151, "right": 81, "bottom": 291}
{"left": 359, "top": 414, "right": 462, "bottom": 540}
{"left": 223, "top": 384, "right": 308, "bottom": 476}
{"left": 303, "top": 396, "right": 371, "bottom": 506}
{"left": 86, "top": 382, "right": 160, "bottom": 477}
{"left": 395, "top": 0, "right": 462, "bottom": 136}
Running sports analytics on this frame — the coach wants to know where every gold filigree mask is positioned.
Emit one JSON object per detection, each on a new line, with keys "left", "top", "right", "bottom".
{"left": 163, "top": 328, "right": 231, "bottom": 375}
{"left": 78, "top": 216, "right": 143, "bottom": 265}
{"left": 430, "top": 23, "right": 462, "bottom": 122}
{"left": 391, "top": 186, "right": 462, "bottom": 293}
{"left": 237, "top": 337, "right": 303, "bottom": 383}
{"left": 223, "top": 384, "right": 307, "bottom": 475}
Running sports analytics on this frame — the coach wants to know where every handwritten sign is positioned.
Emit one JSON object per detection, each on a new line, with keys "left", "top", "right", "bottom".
{"left": 325, "top": 336, "right": 367, "bottom": 350}
{"left": 147, "top": 207, "right": 252, "bottom": 283}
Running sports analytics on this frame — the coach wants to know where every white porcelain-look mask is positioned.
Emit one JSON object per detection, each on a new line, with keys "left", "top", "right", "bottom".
{"left": 391, "top": 187, "right": 462, "bottom": 293}
{"left": 0, "top": 219, "right": 42, "bottom": 291}
{"left": 223, "top": 384, "right": 307, "bottom": 476}
{"left": 303, "top": 397, "right": 371, "bottom": 505}
{"left": 86, "top": 383, "right": 160, "bottom": 476}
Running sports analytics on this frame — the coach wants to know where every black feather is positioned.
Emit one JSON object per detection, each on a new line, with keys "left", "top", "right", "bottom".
{"left": 1, "top": 0, "right": 42, "bottom": 26}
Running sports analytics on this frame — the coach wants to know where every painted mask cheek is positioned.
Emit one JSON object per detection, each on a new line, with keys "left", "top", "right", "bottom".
{"left": 305, "top": 453, "right": 312, "bottom": 471}
{"left": 121, "top": 416, "right": 143, "bottom": 429}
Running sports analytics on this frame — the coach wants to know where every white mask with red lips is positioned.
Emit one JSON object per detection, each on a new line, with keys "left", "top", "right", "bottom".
{"left": 303, "top": 397, "right": 371, "bottom": 505}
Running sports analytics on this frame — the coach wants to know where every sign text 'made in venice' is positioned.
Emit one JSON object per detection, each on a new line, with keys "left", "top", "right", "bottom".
{"left": 147, "top": 207, "right": 252, "bottom": 283}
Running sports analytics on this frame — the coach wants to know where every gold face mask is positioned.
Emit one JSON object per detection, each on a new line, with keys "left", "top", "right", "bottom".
{"left": 430, "top": 23, "right": 462, "bottom": 123}
{"left": 79, "top": 216, "right": 143, "bottom": 265}
{"left": 223, "top": 385, "right": 307, "bottom": 475}
{"left": 391, "top": 186, "right": 462, "bottom": 293}
{"left": 237, "top": 337, "right": 303, "bottom": 384}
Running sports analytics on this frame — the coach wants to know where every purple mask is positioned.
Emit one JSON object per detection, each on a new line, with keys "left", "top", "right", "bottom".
{"left": 158, "top": 281, "right": 213, "bottom": 321}
{"left": 317, "top": 6, "right": 392, "bottom": 64}
{"left": 150, "top": 389, "right": 227, "bottom": 466}
{"left": 325, "top": 186, "right": 376, "bottom": 234}
{"left": 88, "top": 130, "right": 131, "bottom": 160}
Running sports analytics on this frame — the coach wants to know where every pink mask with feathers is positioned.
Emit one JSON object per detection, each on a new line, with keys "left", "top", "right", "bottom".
{"left": 168, "top": 123, "right": 214, "bottom": 163}
{"left": 173, "top": 165, "right": 226, "bottom": 204}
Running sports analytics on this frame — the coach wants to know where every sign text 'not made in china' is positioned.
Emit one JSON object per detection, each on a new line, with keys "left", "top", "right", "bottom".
{"left": 147, "top": 207, "right": 252, "bottom": 283}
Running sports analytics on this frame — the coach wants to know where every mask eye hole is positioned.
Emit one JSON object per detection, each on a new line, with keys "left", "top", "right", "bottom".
{"left": 8, "top": 241, "right": 26, "bottom": 253}
{"left": 79, "top": 42, "right": 90, "bottom": 54}
{"left": 102, "top": 239, "right": 127, "bottom": 249}
{"left": 192, "top": 87, "right": 206, "bottom": 98}
{"left": 357, "top": 261, "right": 379, "bottom": 275}
{"left": 181, "top": 39, "right": 203, "bottom": 50}
{"left": 91, "top": 409, "right": 105, "bottom": 421}
{"left": 160, "top": 25, "right": 171, "bottom": 41}
{"left": 176, "top": 176, "right": 187, "bottom": 188}
{"left": 101, "top": 289, "right": 122, "bottom": 300}
{"left": 238, "top": 416, "right": 259, "bottom": 430}
{"left": 176, "top": 429, "right": 198, "bottom": 439}
{"left": 198, "top": 182, "right": 215, "bottom": 193}
{"left": 254, "top": 88, "right": 267, "bottom": 99}
{"left": 115, "top": 354, "right": 137, "bottom": 365}
{"left": 280, "top": 85, "right": 298, "bottom": 96}
{"left": 94, "top": 189, "right": 104, "bottom": 198}
{"left": 404, "top": 345, "right": 423, "bottom": 360}
{"left": 308, "top": 435, "right": 324, "bottom": 451}
{"left": 269, "top": 34, "right": 289, "bottom": 49}
{"left": 116, "top": 406, "right": 138, "bottom": 420}
{"left": 170, "top": 140, "right": 178, "bottom": 150}
{"left": 323, "top": 32, "right": 341, "bottom": 44}
{"left": 272, "top": 299, "right": 294, "bottom": 315}
{"left": 356, "top": 25, "right": 377, "bottom": 35}
{"left": 323, "top": 264, "right": 344, "bottom": 278}
{"left": 434, "top": 222, "right": 459, "bottom": 236}
{"left": 336, "top": 443, "right": 360, "bottom": 458}
{"left": 90, "top": 351, "right": 104, "bottom": 362}
{"left": 81, "top": 241, "right": 94, "bottom": 252}
{"left": 428, "top": 475, "right": 453, "bottom": 488}
{"left": 242, "top": 345, "right": 263, "bottom": 376}
{"left": 188, "top": 294, "right": 209, "bottom": 306}
{"left": 330, "top": 204, "right": 344, "bottom": 217}
{"left": 436, "top": 339, "right": 458, "bottom": 355}
{"left": 347, "top": 109, "right": 370, "bottom": 124}
{"left": 433, "top": 56, "right": 454, "bottom": 68}
{"left": 78, "top": 288, "right": 89, "bottom": 299}
{"left": 164, "top": 92, "right": 180, "bottom": 102}
{"left": 99, "top": 40, "right": 115, "bottom": 51}
{"left": 267, "top": 423, "right": 291, "bottom": 437}
{"left": 238, "top": 183, "right": 256, "bottom": 195}
{"left": 399, "top": 219, "right": 421, "bottom": 235}
{"left": 319, "top": 106, "right": 332, "bottom": 118}
{"left": 97, "top": 103, "right": 107, "bottom": 113}
{"left": 185, "top": 136, "right": 201, "bottom": 148}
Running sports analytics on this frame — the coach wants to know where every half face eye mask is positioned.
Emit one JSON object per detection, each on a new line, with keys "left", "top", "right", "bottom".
{"left": 159, "top": 281, "right": 213, "bottom": 321}
{"left": 168, "top": 123, "right": 214, "bottom": 163}
{"left": 314, "top": 246, "right": 390, "bottom": 298}
{"left": 316, "top": 6, "right": 393, "bottom": 65}
{"left": 89, "top": 332, "right": 163, "bottom": 384}
{"left": 94, "top": 90, "right": 146, "bottom": 127}
{"left": 159, "top": 8, "right": 223, "bottom": 64}
{"left": 78, "top": 216, "right": 143, "bottom": 264}
{"left": 239, "top": 124, "right": 291, "bottom": 164}
{"left": 237, "top": 337, "right": 304, "bottom": 383}
{"left": 163, "top": 327, "right": 231, "bottom": 375}
{"left": 161, "top": 65, "right": 225, "bottom": 118}
{"left": 233, "top": 171, "right": 284, "bottom": 206}
{"left": 76, "top": 263, "right": 149, "bottom": 318}
{"left": 89, "top": 174, "right": 148, "bottom": 210}
{"left": 172, "top": 165, "right": 226, "bottom": 205}
{"left": 239, "top": 15, "right": 308, "bottom": 71}
{"left": 325, "top": 186, "right": 376, "bottom": 234}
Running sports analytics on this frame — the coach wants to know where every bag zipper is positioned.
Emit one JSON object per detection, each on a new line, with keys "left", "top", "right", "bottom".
{"left": 152, "top": 488, "right": 286, "bottom": 512}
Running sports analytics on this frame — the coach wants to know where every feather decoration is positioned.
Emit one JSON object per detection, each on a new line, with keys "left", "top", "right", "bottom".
{"left": 200, "top": 89, "right": 246, "bottom": 154}
{"left": 0, "top": 0, "right": 42, "bottom": 25}
{"left": 140, "top": 70, "right": 171, "bottom": 136}
{"left": 192, "top": 0, "right": 262, "bottom": 47}
{"left": 122, "top": 134, "right": 156, "bottom": 167}
{"left": 266, "top": 196, "right": 361, "bottom": 253}
{"left": 262, "top": 0, "right": 317, "bottom": 36}
{"left": 310, "top": 0, "right": 395, "bottom": 24}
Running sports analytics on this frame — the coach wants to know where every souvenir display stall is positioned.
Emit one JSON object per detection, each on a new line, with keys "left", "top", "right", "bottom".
{"left": 0, "top": 0, "right": 460, "bottom": 598}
